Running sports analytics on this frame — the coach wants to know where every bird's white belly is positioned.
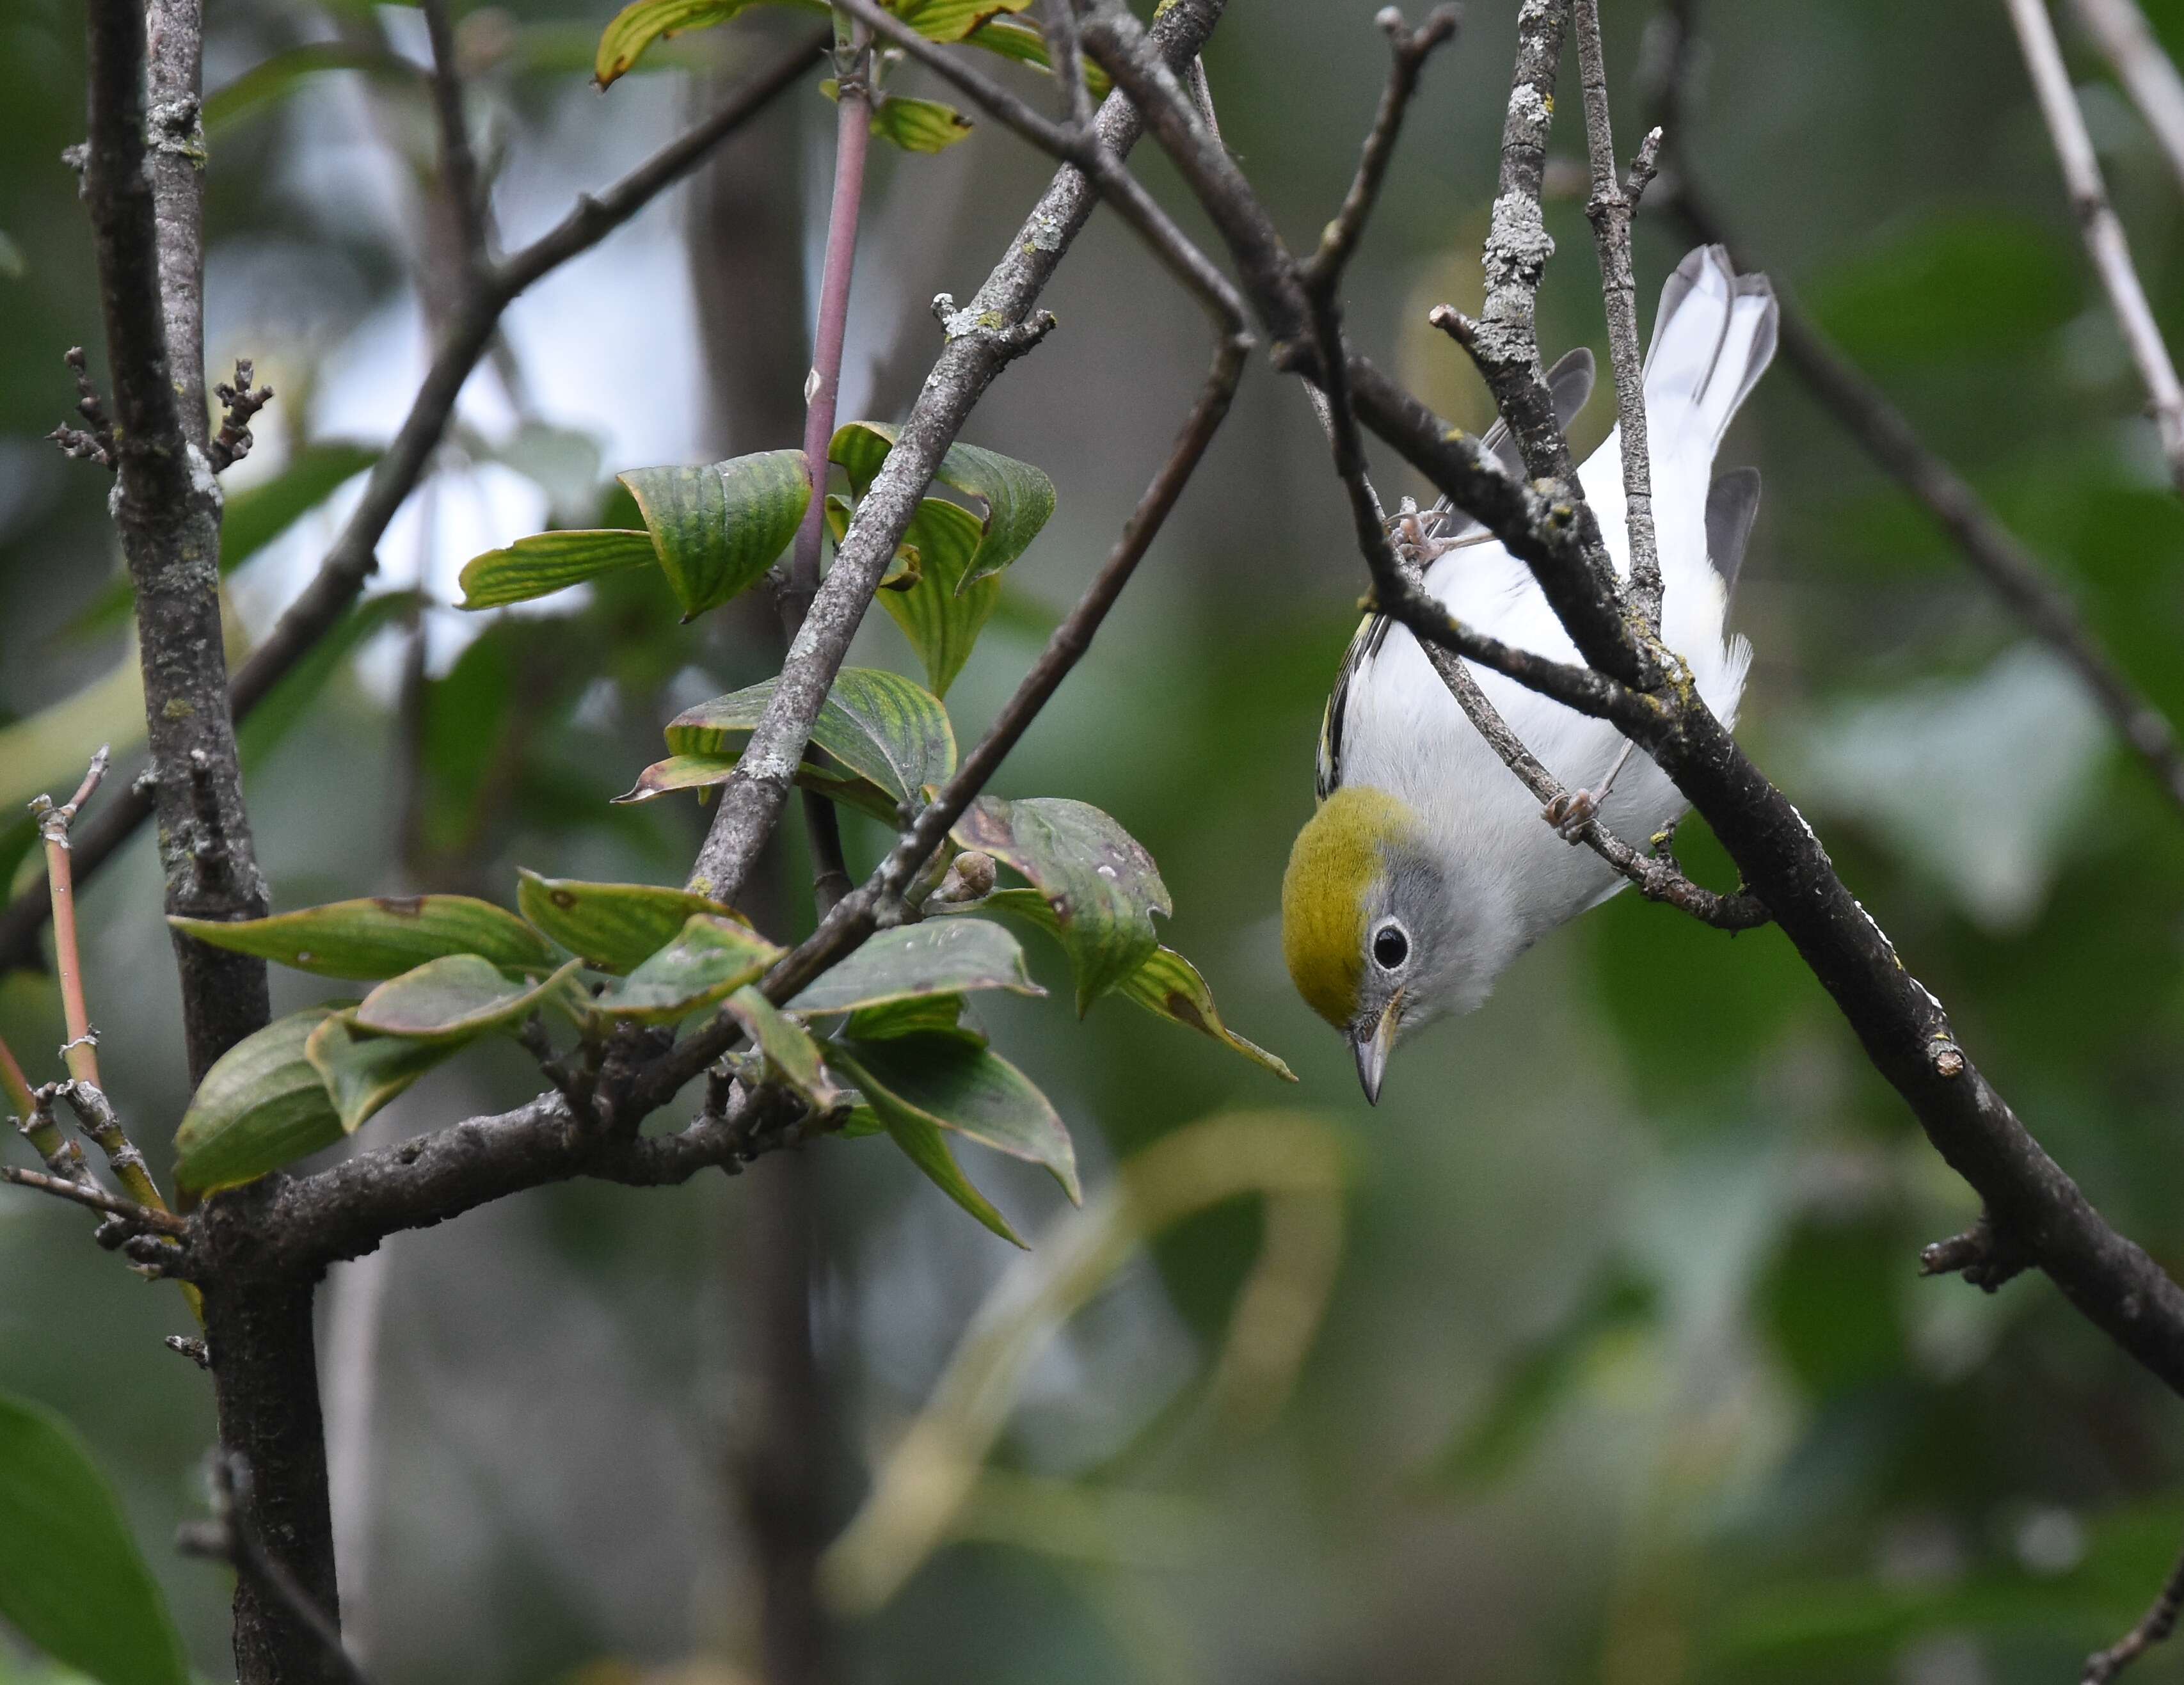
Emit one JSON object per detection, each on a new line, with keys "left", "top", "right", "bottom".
{"left": 1341, "top": 442, "right": 1750, "bottom": 947}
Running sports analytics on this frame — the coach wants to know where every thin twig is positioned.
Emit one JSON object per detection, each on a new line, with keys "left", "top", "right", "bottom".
{"left": 642, "top": 322, "right": 1252, "bottom": 1106}
{"left": 2069, "top": 0, "right": 2184, "bottom": 216}
{"left": 1666, "top": 178, "right": 2184, "bottom": 820}
{"left": 769, "top": 19, "right": 873, "bottom": 918}
{"left": 680, "top": 0, "right": 1232, "bottom": 907}
{"left": 13, "top": 1088, "right": 93, "bottom": 1188}
{"left": 179, "top": 1455, "right": 374, "bottom": 1685}
{"left": 829, "top": 0, "right": 1248, "bottom": 327}
{"left": 1299, "top": 5, "right": 1461, "bottom": 297}
{"left": 0, "top": 1035, "right": 35, "bottom": 1125}
{"left": 1042, "top": 0, "right": 1094, "bottom": 129}
{"left": 207, "top": 358, "right": 274, "bottom": 474}
{"left": 2084, "top": 1536, "right": 2184, "bottom": 1683}
{"left": 1573, "top": 0, "right": 1664, "bottom": 625}
{"left": 49, "top": 346, "right": 116, "bottom": 469}
{"left": 0, "top": 29, "right": 833, "bottom": 977}
{"left": 1074, "top": 0, "right": 2184, "bottom": 1426}
{"left": 57, "top": 1080, "right": 173, "bottom": 1220}
{"left": 0, "top": 1165, "right": 186, "bottom": 1235}
{"left": 418, "top": 0, "right": 487, "bottom": 280}
{"left": 2006, "top": 0, "right": 2184, "bottom": 497}
{"left": 32, "top": 749, "right": 111, "bottom": 1091}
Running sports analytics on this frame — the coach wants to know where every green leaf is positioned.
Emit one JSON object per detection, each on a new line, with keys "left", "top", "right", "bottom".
{"left": 825, "top": 494, "right": 921, "bottom": 589}
{"left": 897, "top": 0, "right": 1032, "bottom": 40}
{"left": 304, "top": 1012, "right": 459, "bottom": 1133}
{"left": 227, "top": 443, "right": 385, "bottom": 568}
{"left": 617, "top": 751, "right": 910, "bottom": 826}
{"left": 352, "top": 956, "right": 584, "bottom": 1042}
{"left": 871, "top": 90, "right": 977, "bottom": 152}
{"left": 456, "top": 529, "right": 657, "bottom": 611}
{"left": 723, "top": 986, "right": 845, "bottom": 1110}
{"left": 0, "top": 1391, "right": 190, "bottom": 1685}
{"left": 72, "top": 443, "right": 384, "bottom": 635}
{"left": 845, "top": 993, "right": 973, "bottom": 1041}
{"left": 787, "top": 920, "right": 1039, "bottom": 1015}
{"left": 829, "top": 422, "right": 1055, "bottom": 589}
{"left": 865, "top": 1098, "right": 1022, "bottom": 1245}
{"left": 593, "top": 0, "right": 802, "bottom": 85}
{"left": 205, "top": 43, "right": 407, "bottom": 132}
{"left": 169, "top": 895, "right": 562, "bottom": 981}
{"left": 661, "top": 666, "right": 955, "bottom": 808}
{"left": 952, "top": 891, "right": 1284, "bottom": 1073}
{"left": 619, "top": 449, "right": 810, "bottom": 618}
{"left": 882, "top": 498, "right": 1000, "bottom": 697}
{"left": 950, "top": 797, "right": 1170, "bottom": 1013}
{"left": 237, "top": 589, "right": 421, "bottom": 767}
{"left": 174, "top": 1007, "right": 348, "bottom": 1198}
{"left": 1119, "top": 946, "right": 1295, "bottom": 1080}
{"left": 831, "top": 1030, "right": 1078, "bottom": 1202}
{"left": 516, "top": 870, "right": 742, "bottom": 974}
{"left": 961, "top": 15, "right": 1111, "bottom": 95}
{"left": 595, "top": 914, "right": 785, "bottom": 1025}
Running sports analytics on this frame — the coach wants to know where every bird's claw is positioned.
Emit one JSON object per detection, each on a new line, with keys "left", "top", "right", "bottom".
{"left": 1543, "top": 787, "right": 1601, "bottom": 842}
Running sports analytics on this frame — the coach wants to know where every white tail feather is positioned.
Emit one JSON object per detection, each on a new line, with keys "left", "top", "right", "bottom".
{"left": 1643, "top": 246, "right": 1778, "bottom": 454}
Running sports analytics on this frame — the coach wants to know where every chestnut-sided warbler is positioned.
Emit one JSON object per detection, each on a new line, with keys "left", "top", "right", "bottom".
{"left": 1283, "top": 245, "right": 1778, "bottom": 1101}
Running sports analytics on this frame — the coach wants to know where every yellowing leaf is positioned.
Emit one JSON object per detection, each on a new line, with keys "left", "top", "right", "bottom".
{"left": 170, "top": 895, "right": 562, "bottom": 980}
{"left": 352, "top": 956, "right": 584, "bottom": 1043}
{"left": 620, "top": 449, "right": 810, "bottom": 618}
{"left": 516, "top": 870, "right": 742, "bottom": 975}
{"left": 456, "top": 529, "right": 657, "bottom": 611}
{"left": 305, "top": 1013, "right": 460, "bottom": 1132}
{"left": 594, "top": 914, "right": 785, "bottom": 1025}
{"left": 175, "top": 1007, "right": 348, "bottom": 1198}
{"left": 593, "top": 0, "right": 797, "bottom": 86}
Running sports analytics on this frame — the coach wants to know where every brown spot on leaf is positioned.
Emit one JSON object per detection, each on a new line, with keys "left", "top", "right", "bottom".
{"left": 372, "top": 895, "right": 427, "bottom": 917}
{"left": 550, "top": 890, "right": 579, "bottom": 909}
{"left": 1164, "top": 992, "right": 1208, "bottom": 1032}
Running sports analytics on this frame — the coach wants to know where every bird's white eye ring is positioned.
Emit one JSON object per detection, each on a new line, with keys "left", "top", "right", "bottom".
{"left": 1371, "top": 920, "right": 1410, "bottom": 971}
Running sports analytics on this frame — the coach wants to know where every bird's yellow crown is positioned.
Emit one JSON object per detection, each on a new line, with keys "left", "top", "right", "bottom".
{"left": 1282, "top": 786, "right": 1417, "bottom": 1028}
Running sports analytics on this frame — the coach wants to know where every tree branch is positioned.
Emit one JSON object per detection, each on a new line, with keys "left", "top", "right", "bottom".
{"left": 2071, "top": 0, "right": 2184, "bottom": 198}
{"left": 1573, "top": 0, "right": 1665, "bottom": 625}
{"left": 1662, "top": 180, "right": 2184, "bottom": 820}
{"left": 1071, "top": 0, "right": 2184, "bottom": 1416}
{"left": 644, "top": 319, "right": 1250, "bottom": 1108}
{"left": 1299, "top": 4, "right": 1460, "bottom": 297}
{"left": 418, "top": 0, "right": 487, "bottom": 281}
{"left": 2084, "top": 1533, "right": 2184, "bottom": 1683}
{"left": 682, "top": 0, "right": 1231, "bottom": 906}
{"left": 0, "top": 1165, "right": 186, "bottom": 1235}
{"left": 772, "top": 19, "right": 874, "bottom": 918}
{"left": 0, "top": 28, "right": 832, "bottom": 978}
{"left": 84, "top": 0, "right": 272, "bottom": 1080}
{"left": 2007, "top": 0, "right": 2184, "bottom": 497}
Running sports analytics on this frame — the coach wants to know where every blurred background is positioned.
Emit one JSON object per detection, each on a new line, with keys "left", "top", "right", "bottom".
{"left": 6, "top": 1, "right": 2184, "bottom": 1681}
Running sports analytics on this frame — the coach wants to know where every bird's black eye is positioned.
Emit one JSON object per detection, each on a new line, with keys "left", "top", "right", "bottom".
{"left": 1372, "top": 922, "right": 1410, "bottom": 970}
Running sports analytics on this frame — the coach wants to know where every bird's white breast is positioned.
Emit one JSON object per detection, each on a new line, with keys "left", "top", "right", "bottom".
{"left": 1337, "top": 425, "right": 1751, "bottom": 949}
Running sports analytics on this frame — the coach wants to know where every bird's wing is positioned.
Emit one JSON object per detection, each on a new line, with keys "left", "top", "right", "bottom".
{"left": 1705, "top": 466, "right": 1762, "bottom": 598}
{"left": 1317, "top": 611, "right": 1392, "bottom": 801}
{"left": 1431, "top": 348, "right": 1596, "bottom": 543}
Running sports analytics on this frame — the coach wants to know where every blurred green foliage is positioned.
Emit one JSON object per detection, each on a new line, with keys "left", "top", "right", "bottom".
{"left": 6, "top": 0, "right": 2184, "bottom": 1682}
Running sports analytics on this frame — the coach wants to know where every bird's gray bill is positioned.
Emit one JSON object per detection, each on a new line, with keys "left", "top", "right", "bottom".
{"left": 1353, "top": 995, "right": 1400, "bottom": 1105}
